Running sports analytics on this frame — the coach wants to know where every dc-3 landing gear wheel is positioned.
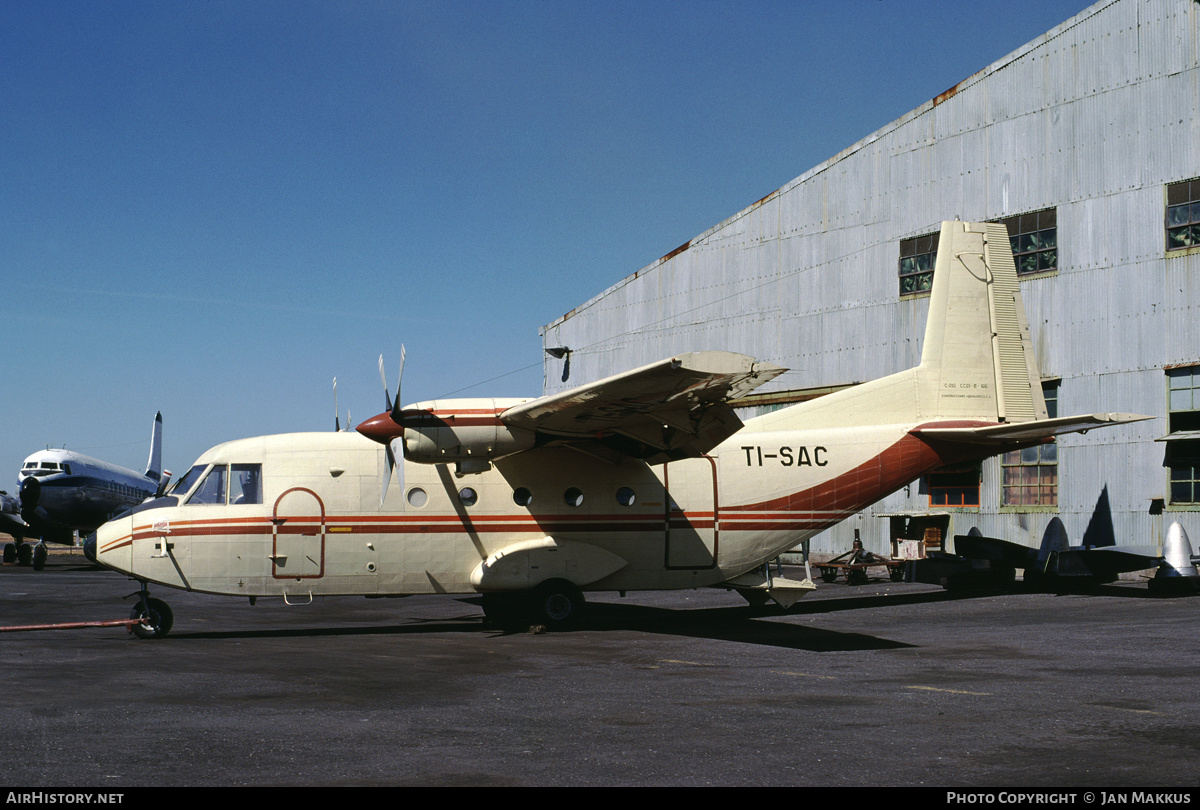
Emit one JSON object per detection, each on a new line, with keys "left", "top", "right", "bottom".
{"left": 31, "top": 543, "right": 47, "bottom": 571}
{"left": 529, "top": 579, "right": 586, "bottom": 631}
{"left": 129, "top": 593, "right": 174, "bottom": 639}
{"left": 3, "top": 543, "right": 15, "bottom": 564}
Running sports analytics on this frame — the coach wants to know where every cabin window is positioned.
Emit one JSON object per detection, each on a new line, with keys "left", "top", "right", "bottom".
{"left": 458, "top": 487, "right": 478, "bottom": 507}
{"left": 1167, "top": 178, "right": 1200, "bottom": 251}
{"left": 1165, "top": 365, "right": 1200, "bottom": 505}
{"left": 898, "top": 231, "right": 938, "bottom": 296}
{"left": 406, "top": 487, "right": 428, "bottom": 508}
{"left": 1001, "top": 381, "right": 1059, "bottom": 508}
{"left": 995, "top": 208, "right": 1057, "bottom": 275}
{"left": 564, "top": 487, "right": 584, "bottom": 507}
{"left": 616, "top": 487, "right": 636, "bottom": 506}
{"left": 513, "top": 487, "right": 532, "bottom": 507}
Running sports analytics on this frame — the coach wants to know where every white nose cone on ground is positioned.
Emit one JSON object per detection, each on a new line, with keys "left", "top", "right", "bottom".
{"left": 1150, "top": 521, "right": 1200, "bottom": 594}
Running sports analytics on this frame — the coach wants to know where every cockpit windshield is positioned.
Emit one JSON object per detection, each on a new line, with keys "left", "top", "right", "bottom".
{"left": 168, "top": 464, "right": 208, "bottom": 498}
{"left": 184, "top": 463, "right": 263, "bottom": 506}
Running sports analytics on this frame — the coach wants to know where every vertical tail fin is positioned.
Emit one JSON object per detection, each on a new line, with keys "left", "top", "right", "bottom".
{"left": 754, "top": 221, "right": 1046, "bottom": 430}
{"left": 145, "top": 412, "right": 163, "bottom": 481}
{"left": 914, "top": 221, "right": 1047, "bottom": 423}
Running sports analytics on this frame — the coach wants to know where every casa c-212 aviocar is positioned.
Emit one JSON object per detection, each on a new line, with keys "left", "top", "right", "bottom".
{"left": 86, "top": 222, "right": 1149, "bottom": 637}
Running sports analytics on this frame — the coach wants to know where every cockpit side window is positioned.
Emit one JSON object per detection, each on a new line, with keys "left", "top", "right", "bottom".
{"left": 232, "top": 464, "right": 262, "bottom": 504}
{"left": 188, "top": 465, "right": 228, "bottom": 505}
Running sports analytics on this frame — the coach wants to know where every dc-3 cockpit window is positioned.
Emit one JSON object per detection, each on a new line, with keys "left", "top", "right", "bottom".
{"left": 184, "top": 464, "right": 263, "bottom": 505}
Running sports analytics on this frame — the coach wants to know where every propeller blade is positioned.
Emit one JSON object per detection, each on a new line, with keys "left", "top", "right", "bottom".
{"left": 381, "top": 441, "right": 395, "bottom": 507}
{"left": 392, "top": 436, "right": 405, "bottom": 504}
{"left": 378, "top": 355, "right": 392, "bottom": 413}
{"left": 333, "top": 378, "right": 340, "bottom": 432}
{"left": 391, "top": 344, "right": 406, "bottom": 421}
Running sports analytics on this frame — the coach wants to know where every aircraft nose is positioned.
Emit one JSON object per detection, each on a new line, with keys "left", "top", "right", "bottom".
{"left": 19, "top": 476, "right": 40, "bottom": 508}
{"left": 356, "top": 412, "right": 402, "bottom": 445}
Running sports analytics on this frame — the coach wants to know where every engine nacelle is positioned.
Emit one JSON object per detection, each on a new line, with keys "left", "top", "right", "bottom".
{"left": 401, "top": 398, "right": 536, "bottom": 464}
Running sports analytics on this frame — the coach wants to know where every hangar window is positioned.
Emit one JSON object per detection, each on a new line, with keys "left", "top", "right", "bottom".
{"left": 1167, "top": 178, "right": 1200, "bottom": 251}
{"left": 1001, "top": 381, "right": 1059, "bottom": 508}
{"left": 996, "top": 208, "right": 1057, "bottom": 275}
{"left": 898, "top": 231, "right": 938, "bottom": 296}
{"left": 1165, "top": 366, "right": 1200, "bottom": 505}
{"left": 927, "top": 466, "right": 980, "bottom": 508}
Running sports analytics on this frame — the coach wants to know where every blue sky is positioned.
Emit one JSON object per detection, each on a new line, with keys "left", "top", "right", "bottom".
{"left": 1, "top": 0, "right": 1093, "bottom": 483}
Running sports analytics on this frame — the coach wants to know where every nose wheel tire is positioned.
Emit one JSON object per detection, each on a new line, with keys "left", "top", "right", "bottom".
{"left": 130, "top": 597, "right": 174, "bottom": 639}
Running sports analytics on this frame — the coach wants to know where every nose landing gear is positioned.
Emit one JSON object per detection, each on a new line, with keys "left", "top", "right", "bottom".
{"left": 127, "top": 584, "right": 174, "bottom": 639}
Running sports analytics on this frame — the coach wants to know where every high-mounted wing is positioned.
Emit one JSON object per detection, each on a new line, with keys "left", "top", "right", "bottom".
{"left": 503, "top": 351, "right": 787, "bottom": 464}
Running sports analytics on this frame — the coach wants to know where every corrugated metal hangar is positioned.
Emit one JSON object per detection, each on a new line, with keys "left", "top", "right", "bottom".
{"left": 539, "top": 0, "right": 1200, "bottom": 558}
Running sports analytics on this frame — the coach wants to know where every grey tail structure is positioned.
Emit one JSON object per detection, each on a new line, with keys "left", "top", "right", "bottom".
{"left": 145, "top": 412, "right": 163, "bottom": 482}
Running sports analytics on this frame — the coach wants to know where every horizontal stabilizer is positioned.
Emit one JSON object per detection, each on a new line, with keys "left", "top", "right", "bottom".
{"left": 912, "top": 413, "right": 1152, "bottom": 445}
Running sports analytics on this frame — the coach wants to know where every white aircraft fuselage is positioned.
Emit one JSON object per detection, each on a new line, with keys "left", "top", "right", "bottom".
{"left": 85, "top": 223, "right": 1149, "bottom": 633}
{"left": 89, "top": 418, "right": 978, "bottom": 600}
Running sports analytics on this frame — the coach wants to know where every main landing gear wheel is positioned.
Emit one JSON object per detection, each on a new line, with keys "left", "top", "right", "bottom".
{"left": 31, "top": 543, "right": 47, "bottom": 571}
{"left": 3, "top": 543, "right": 15, "bottom": 564}
{"left": 130, "top": 597, "right": 174, "bottom": 639}
{"left": 530, "top": 579, "right": 585, "bottom": 631}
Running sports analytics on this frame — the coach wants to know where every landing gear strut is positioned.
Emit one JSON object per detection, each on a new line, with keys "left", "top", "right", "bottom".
{"left": 128, "top": 584, "right": 174, "bottom": 639}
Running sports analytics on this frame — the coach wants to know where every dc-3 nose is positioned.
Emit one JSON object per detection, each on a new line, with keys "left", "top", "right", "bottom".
{"left": 356, "top": 412, "right": 401, "bottom": 445}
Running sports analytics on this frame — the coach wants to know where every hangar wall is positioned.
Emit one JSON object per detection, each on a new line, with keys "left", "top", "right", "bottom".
{"left": 540, "top": 0, "right": 1200, "bottom": 557}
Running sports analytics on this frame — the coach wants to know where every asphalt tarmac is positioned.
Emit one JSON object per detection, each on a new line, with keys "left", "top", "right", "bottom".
{"left": 3, "top": 551, "right": 1200, "bottom": 788}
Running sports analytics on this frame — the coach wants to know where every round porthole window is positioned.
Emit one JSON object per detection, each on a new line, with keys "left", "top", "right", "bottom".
{"left": 406, "top": 487, "right": 428, "bottom": 508}
{"left": 459, "top": 487, "right": 478, "bottom": 507}
{"left": 564, "top": 487, "right": 584, "bottom": 507}
{"left": 616, "top": 486, "right": 636, "bottom": 506}
{"left": 513, "top": 487, "right": 533, "bottom": 506}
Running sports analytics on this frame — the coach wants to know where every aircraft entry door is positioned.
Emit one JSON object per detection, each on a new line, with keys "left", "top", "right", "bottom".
{"left": 663, "top": 456, "right": 718, "bottom": 570}
{"left": 271, "top": 487, "right": 325, "bottom": 579}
